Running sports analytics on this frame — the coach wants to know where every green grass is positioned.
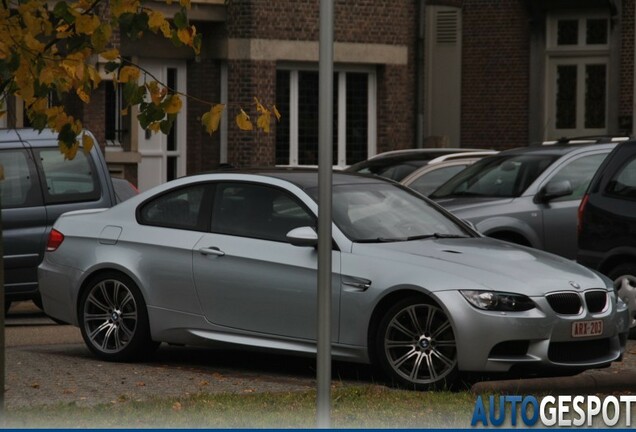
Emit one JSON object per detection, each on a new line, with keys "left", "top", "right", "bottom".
{"left": 5, "top": 385, "right": 477, "bottom": 429}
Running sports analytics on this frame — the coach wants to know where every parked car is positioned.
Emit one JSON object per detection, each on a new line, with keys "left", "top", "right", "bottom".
{"left": 577, "top": 140, "right": 636, "bottom": 337}
{"left": 430, "top": 142, "right": 617, "bottom": 260}
{"left": 401, "top": 151, "right": 498, "bottom": 196}
{"left": 112, "top": 177, "right": 139, "bottom": 203}
{"left": 345, "top": 148, "right": 487, "bottom": 181}
{"left": 0, "top": 128, "right": 117, "bottom": 313}
{"left": 39, "top": 170, "right": 629, "bottom": 390}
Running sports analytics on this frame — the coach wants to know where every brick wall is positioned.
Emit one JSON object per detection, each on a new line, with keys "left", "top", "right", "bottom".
{"left": 621, "top": 0, "right": 635, "bottom": 132}
{"left": 227, "top": 60, "right": 277, "bottom": 167}
{"left": 186, "top": 58, "right": 222, "bottom": 174}
{"left": 225, "top": 0, "right": 416, "bottom": 166}
{"left": 461, "top": 0, "right": 530, "bottom": 150}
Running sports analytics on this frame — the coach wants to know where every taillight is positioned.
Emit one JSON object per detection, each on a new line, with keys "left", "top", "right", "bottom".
{"left": 47, "top": 229, "right": 65, "bottom": 252}
{"left": 577, "top": 193, "right": 590, "bottom": 236}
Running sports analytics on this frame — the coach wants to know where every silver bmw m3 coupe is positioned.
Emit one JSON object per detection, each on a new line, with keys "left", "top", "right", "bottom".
{"left": 39, "top": 170, "right": 631, "bottom": 390}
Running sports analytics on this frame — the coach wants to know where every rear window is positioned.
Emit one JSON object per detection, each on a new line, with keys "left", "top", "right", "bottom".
{"left": 0, "top": 149, "right": 42, "bottom": 209}
{"left": 606, "top": 155, "right": 636, "bottom": 200}
{"left": 35, "top": 148, "right": 101, "bottom": 204}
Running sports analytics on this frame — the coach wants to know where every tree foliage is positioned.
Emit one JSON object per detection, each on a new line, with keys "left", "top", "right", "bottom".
{"left": 0, "top": 0, "right": 277, "bottom": 159}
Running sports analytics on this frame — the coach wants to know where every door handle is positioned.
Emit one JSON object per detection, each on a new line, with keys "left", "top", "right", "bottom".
{"left": 199, "top": 246, "right": 225, "bottom": 257}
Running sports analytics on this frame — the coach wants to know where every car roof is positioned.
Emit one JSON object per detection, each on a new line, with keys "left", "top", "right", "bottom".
{"left": 495, "top": 143, "right": 617, "bottom": 157}
{"left": 206, "top": 168, "right": 389, "bottom": 190}
{"left": 366, "top": 148, "right": 485, "bottom": 162}
{"left": 0, "top": 128, "right": 58, "bottom": 143}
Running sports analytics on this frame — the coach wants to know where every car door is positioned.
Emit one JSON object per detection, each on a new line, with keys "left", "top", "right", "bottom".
{"left": 192, "top": 181, "right": 341, "bottom": 341}
{"left": 539, "top": 151, "right": 609, "bottom": 259}
{"left": 0, "top": 146, "right": 46, "bottom": 295}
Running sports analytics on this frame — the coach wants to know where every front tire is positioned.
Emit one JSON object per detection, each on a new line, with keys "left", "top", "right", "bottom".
{"left": 375, "top": 296, "right": 458, "bottom": 390}
{"left": 608, "top": 263, "right": 636, "bottom": 339}
{"left": 79, "top": 272, "right": 158, "bottom": 361}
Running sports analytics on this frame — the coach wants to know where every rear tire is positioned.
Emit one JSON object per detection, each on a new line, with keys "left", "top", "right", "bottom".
{"left": 79, "top": 272, "right": 159, "bottom": 361}
{"left": 608, "top": 263, "right": 636, "bottom": 339}
{"left": 375, "top": 296, "right": 458, "bottom": 390}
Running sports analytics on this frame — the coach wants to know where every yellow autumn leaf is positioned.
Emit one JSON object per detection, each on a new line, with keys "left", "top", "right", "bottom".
{"left": 101, "top": 48, "right": 120, "bottom": 61}
{"left": 64, "top": 141, "right": 80, "bottom": 161}
{"left": 201, "top": 104, "right": 225, "bottom": 134}
{"left": 273, "top": 105, "right": 282, "bottom": 121}
{"left": 87, "top": 65, "right": 102, "bottom": 88}
{"left": 146, "top": 81, "right": 167, "bottom": 105}
{"left": 110, "top": 0, "right": 139, "bottom": 18}
{"left": 257, "top": 112, "right": 271, "bottom": 133}
{"left": 148, "top": 122, "right": 162, "bottom": 133}
{"left": 76, "top": 87, "right": 90, "bottom": 103}
{"left": 254, "top": 97, "right": 268, "bottom": 114}
{"left": 75, "top": 14, "right": 100, "bottom": 35}
{"left": 148, "top": 11, "right": 166, "bottom": 31}
{"left": 39, "top": 67, "right": 55, "bottom": 85}
{"left": 163, "top": 94, "right": 182, "bottom": 114}
{"left": 180, "top": 0, "right": 191, "bottom": 8}
{"left": 0, "top": 111, "right": 5, "bottom": 120}
{"left": 159, "top": 21, "right": 172, "bottom": 38}
{"left": 23, "top": 33, "right": 45, "bottom": 53}
{"left": 82, "top": 133, "right": 94, "bottom": 154}
{"left": 177, "top": 27, "right": 194, "bottom": 46}
{"left": 118, "top": 66, "right": 140, "bottom": 83}
{"left": 236, "top": 109, "right": 253, "bottom": 131}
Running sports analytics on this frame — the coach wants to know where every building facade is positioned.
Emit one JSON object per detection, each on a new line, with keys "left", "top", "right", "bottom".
{"left": 2, "top": 0, "right": 634, "bottom": 191}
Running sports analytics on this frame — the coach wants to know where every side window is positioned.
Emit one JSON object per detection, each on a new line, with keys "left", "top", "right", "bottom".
{"left": 139, "top": 185, "right": 207, "bottom": 231}
{"left": 409, "top": 165, "right": 466, "bottom": 196}
{"left": 35, "top": 148, "right": 100, "bottom": 203}
{"left": 547, "top": 153, "right": 607, "bottom": 202}
{"left": 0, "top": 149, "right": 42, "bottom": 209}
{"left": 606, "top": 155, "right": 636, "bottom": 199}
{"left": 212, "top": 183, "right": 315, "bottom": 242}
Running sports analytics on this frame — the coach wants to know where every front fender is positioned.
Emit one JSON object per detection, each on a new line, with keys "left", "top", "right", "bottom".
{"left": 474, "top": 216, "right": 542, "bottom": 248}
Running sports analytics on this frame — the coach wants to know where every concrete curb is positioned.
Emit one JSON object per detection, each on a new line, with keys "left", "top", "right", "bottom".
{"left": 471, "top": 372, "right": 636, "bottom": 395}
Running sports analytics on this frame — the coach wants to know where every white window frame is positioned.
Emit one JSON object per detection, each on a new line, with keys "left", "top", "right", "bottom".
{"left": 104, "top": 78, "right": 129, "bottom": 147}
{"left": 277, "top": 64, "right": 377, "bottom": 168}
{"left": 545, "top": 11, "right": 610, "bottom": 139}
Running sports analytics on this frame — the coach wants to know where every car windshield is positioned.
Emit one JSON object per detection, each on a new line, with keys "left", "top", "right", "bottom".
{"left": 430, "top": 154, "right": 558, "bottom": 199}
{"left": 309, "top": 183, "right": 470, "bottom": 242}
{"left": 348, "top": 160, "right": 426, "bottom": 181}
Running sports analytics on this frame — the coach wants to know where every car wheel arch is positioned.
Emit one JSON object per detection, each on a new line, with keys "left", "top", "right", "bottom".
{"left": 486, "top": 230, "right": 533, "bottom": 247}
{"left": 474, "top": 217, "right": 540, "bottom": 248}
{"left": 366, "top": 287, "right": 455, "bottom": 365}
{"left": 76, "top": 266, "right": 148, "bottom": 321}
{"left": 599, "top": 251, "right": 636, "bottom": 276}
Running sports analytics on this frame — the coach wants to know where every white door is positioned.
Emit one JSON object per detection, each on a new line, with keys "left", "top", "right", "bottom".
{"left": 137, "top": 59, "right": 187, "bottom": 191}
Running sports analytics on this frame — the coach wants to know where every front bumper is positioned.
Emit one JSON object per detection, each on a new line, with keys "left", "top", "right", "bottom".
{"left": 435, "top": 289, "right": 630, "bottom": 373}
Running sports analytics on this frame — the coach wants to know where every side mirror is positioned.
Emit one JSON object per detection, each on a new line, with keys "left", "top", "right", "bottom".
{"left": 462, "top": 219, "right": 479, "bottom": 233}
{"left": 537, "top": 180, "right": 573, "bottom": 202}
{"left": 286, "top": 226, "right": 318, "bottom": 247}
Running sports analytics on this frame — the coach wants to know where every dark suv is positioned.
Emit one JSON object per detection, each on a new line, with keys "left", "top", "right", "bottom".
{"left": 1, "top": 129, "right": 117, "bottom": 312}
{"left": 577, "top": 140, "right": 636, "bottom": 336}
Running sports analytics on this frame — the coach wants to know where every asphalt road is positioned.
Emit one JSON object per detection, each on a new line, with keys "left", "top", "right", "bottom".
{"left": 4, "top": 301, "right": 636, "bottom": 411}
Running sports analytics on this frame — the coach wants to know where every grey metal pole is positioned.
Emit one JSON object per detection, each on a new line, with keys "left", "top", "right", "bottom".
{"left": 317, "top": 0, "right": 334, "bottom": 428}
{"left": 0, "top": 199, "right": 4, "bottom": 421}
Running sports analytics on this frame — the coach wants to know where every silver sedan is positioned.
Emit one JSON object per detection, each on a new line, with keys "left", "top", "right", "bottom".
{"left": 39, "top": 171, "right": 631, "bottom": 390}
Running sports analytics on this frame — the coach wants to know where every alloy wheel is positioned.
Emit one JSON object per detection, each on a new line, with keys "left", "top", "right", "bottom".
{"left": 83, "top": 278, "right": 138, "bottom": 354}
{"left": 382, "top": 302, "right": 457, "bottom": 386}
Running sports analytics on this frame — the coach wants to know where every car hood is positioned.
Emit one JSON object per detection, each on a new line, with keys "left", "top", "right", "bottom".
{"left": 432, "top": 196, "right": 515, "bottom": 212}
{"left": 352, "top": 237, "right": 607, "bottom": 296}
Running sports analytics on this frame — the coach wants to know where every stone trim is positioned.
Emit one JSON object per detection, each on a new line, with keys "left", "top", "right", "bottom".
{"left": 227, "top": 39, "right": 408, "bottom": 65}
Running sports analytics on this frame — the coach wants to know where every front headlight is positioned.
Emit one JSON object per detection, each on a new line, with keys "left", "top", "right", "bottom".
{"left": 460, "top": 290, "right": 535, "bottom": 311}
